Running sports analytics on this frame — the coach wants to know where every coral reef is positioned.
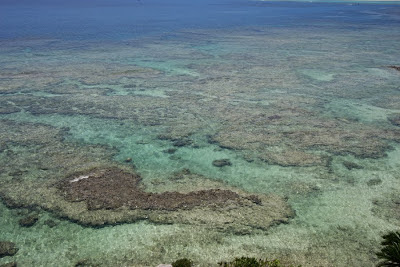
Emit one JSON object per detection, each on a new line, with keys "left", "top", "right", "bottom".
{"left": 73, "top": 259, "right": 99, "bottom": 267}
{"left": 366, "top": 178, "right": 382, "bottom": 187}
{"left": 43, "top": 219, "right": 58, "bottom": 228}
{"left": 49, "top": 166, "right": 293, "bottom": 230}
{"left": 0, "top": 242, "right": 18, "bottom": 258}
{"left": 171, "top": 258, "right": 193, "bottom": 267}
{"left": 0, "top": 120, "right": 293, "bottom": 231}
{"left": 387, "top": 66, "right": 400, "bottom": 72}
{"left": 1, "top": 46, "right": 399, "bottom": 170}
{"left": 18, "top": 213, "right": 39, "bottom": 227}
{"left": 388, "top": 114, "right": 400, "bottom": 127}
{"left": 212, "top": 159, "right": 232, "bottom": 167}
{"left": 211, "top": 111, "right": 400, "bottom": 166}
{"left": 57, "top": 167, "right": 240, "bottom": 211}
{"left": 1, "top": 25, "right": 400, "bottom": 266}
{"left": 343, "top": 161, "right": 363, "bottom": 170}
{"left": 1, "top": 165, "right": 294, "bottom": 230}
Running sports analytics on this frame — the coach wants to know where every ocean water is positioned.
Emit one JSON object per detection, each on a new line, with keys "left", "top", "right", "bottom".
{"left": 1, "top": 0, "right": 400, "bottom": 266}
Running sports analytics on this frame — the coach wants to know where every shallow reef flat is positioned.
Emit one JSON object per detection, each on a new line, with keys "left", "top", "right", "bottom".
{"left": 0, "top": 122, "right": 293, "bottom": 231}
{"left": 0, "top": 23, "right": 400, "bottom": 266}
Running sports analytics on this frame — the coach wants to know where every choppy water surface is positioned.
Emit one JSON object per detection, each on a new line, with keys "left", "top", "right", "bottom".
{"left": 1, "top": 0, "right": 400, "bottom": 266}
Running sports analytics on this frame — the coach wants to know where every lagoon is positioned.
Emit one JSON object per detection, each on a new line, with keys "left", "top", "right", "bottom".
{"left": 0, "top": 0, "right": 400, "bottom": 266}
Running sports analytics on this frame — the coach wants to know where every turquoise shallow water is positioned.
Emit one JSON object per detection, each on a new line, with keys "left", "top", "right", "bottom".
{"left": 1, "top": 0, "right": 400, "bottom": 266}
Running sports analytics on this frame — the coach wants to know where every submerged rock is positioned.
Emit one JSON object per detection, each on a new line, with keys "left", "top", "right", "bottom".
{"left": 245, "top": 195, "right": 262, "bottom": 205}
{"left": 158, "top": 134, "right": 194, "bottom": 147}
{"left": 212, "top": 159, "right": 232, "bottom": 167}
{"left": 0, "top": 241, "right": 18, "bottom": 258}
{"left": 388, "top": 114, "right": 400, "bottom": 127}
{"left": 44, "top": 219, "right": 58, "bottom": 228}
{"left": 18, "top": 213, "right": 39, "bottom": 227}
{"left": 343, "top": 161, "right": 363, "bottom": 170}
{"left": 171, "top": 258, "right": 193, "bottom": 267}
{"left": 163, "top": 148, "right": 177, "bottom": 154}
{"left": 0, "top": 143, "right": 8, "bottom": 153}
{"left": 172, "top": 139, "right": 192, "bottom": 147}
{"left": 268, "top": 114, "right": 281, "bottom": 120}
{"left": 367, "top": 178, "right": 382, "bottom": 187}
{"left": 388, "top": 65, "right": 400, "bottom": 72}
{"left": 261, "top": 150, "right": 328, "bottom": 167}
{"left": 74, "top": 259, "right": 97, "bottom": 267}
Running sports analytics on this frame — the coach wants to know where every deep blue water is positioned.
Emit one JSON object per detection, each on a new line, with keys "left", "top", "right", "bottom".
{"left": 0, "top": 0, "right": 399, "bottom": 41}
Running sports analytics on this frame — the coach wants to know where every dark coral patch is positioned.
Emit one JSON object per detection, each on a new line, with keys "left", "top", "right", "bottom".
{"left": 212, "top": 159, "right": 232, "bottom": 167}
{"left": 0, "top": 242, "right": 18, "bottom": 258}
{"left": 388, "top": 114, "right": 400, "bottom": 127}
{"left": 57, "top": 167, "right": 239, "bottom": 211}
{"left": 18, "top": 213, "right": 39, "bottom": 227}
{"left": 343, "top": 161, "right": 363, "bottom": 170}
{"left": 388, "top": 65, "right": 400, "bottom": 72}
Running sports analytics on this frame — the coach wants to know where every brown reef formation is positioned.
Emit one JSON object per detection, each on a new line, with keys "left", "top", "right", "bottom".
{"left": 1, "top": 47, "right": 400, "bottom": 168}
{"left": 52, "top": 166, "right": 293, "bottom": 231}
{"left": 57, "top": 167, "right": 240, "bottom": 211}
{"left": 388, "top": 65, "right": 400, "bottom": 72}
{"left": 209, "top": 103, "right": 400, "bottom": 166}
{"left": 0, "top": 120, "right": 293, "bottom": 232}
{"left": 0, "top": 241, "right": 18, "bottom": 258}
{"left": 2, "top": 165, "right": 294, "bottom": 232}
